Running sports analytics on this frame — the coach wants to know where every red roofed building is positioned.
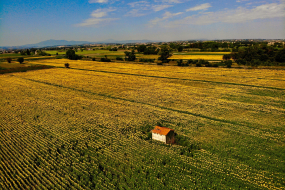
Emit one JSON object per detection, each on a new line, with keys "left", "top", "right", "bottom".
{"left": 152, "top": 126, "right": 175, "bottom": 144}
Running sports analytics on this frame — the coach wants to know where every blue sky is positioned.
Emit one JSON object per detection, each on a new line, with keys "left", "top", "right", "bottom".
{"left": 0, "top": 0, "right": 284, "bottom": 46}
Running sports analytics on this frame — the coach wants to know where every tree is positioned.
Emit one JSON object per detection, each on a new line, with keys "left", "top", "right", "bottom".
{"left": 17, "top": 57, "right": 24, "bottom": 64}
{"left": 124, "top": 50, "right": 136, "bottom": 61}
{"left": 177, "top": 59, "right": 183, "bottom": 66}
{"left": 137, "top": 45, "right": 146, "bottom": 53}
{"left": 275, "top": 49, "right": 285, "bottom": 63}
{"left": 64, "top": 63, "right": 70, "bottom": 68}
{"left": 66, "top": 49, "right": 82, "bottom": 60}
{"left": 236, "top": 59, "right": 246, "bottom": 65}
{"left": 38, "top": 50, "right": 51, "bottom": 56}
{"left": 230, "top": 52, "right": 239, "bottom": 61}
{"left": 100, "top": 55, "right": 111, "bottom": 62}
{"left": 222, "top": 42, "right": 228, "bottom": 48}
{"left": 259, "top": 54, "right": 269, "bottom": 62}
{"left": 223, "top": 54, "right": 231, "bottom": 61}
{"left": 250, "top": 59, "right": 261, "bottom": 67}
{"left": 143, "top": 46, "right": 159, "bottom": 55}
{"left": 66, "top": 49, "right": 76, "bottom": 59}
{"left": 109, "top": 47, "right": 118, "bottom": 51}
{"left": 187, "top": 59, "right": 193, "bottom": 65}
{"left": 30, "top": 48, "right": 37, "bottom": 54}
{"left": 225, "top": 60, "right": 232, "bottom": 68}
{"left": 158, "top": 45, "right": 172, "bottom": 63}
{"left": 169, "top": 43, "right": 177, "bottom": 50}
{"left": 177, "top": 45, "right": 183, "bottom": 52}
{"left": 6, "top": 58, "right": 12, "bottom": 63}
{"left": 26, "top": 49, "right": 31, "bottom": 55}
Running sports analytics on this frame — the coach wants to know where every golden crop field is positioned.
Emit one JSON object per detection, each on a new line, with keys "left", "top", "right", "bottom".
{"left": 0, "top": 59, "right": 285, "bottom": 189}
{"left": 169, "top": 55, "right": 224, "bottom": 60}
{"left": 174, "top": 52, "right": 231, "bottom": 54}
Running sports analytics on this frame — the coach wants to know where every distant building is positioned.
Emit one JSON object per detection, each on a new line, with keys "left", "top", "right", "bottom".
{"left": 152, "top": 126, "right": 175, "bottom": 144}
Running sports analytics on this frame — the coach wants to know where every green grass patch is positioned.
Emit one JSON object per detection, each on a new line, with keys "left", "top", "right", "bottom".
{"left": 248, "top": 89, "right": 284, "bottom": 98}
{"left": 0, "top": 53, "right": 20, "bottom": 57}
{"left": 44, "top": 50, "right": 66, "bottom": 55}
{"left": 0, "top": 64, "right": 55, "bottom": 74}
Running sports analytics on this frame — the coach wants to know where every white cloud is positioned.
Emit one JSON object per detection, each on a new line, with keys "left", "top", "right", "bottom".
{"left": 153, "top": 4, "right": 173, "bottom": 11}
{"left": 89, "top": 0, "right": 108, "bottom": 3}
{"left": 77, "top": 18, "right": 118, "bottom": 26}
{"left": 126, "top": 1, "right": 173, "bottom": 16}
{"left": 128, "top": 1, "right": 149, "bottom": 8}
{"left": 126, "top": 0, "right": 182, "bottom": 16}
{"left": 186, "top": 3, "right": 211, "bottom": 11}
{"left": 236, "top": 0, "right": 249, "bottom": 2}
{"left": 164, "top": 3, "right": 285, "bottom": 27}
{"left": 163, "top": 11, "right": 184, "bottom": 18}
{"left": 91, "top": 8, "right": 116, "bottom": 18}
{"left": 76, "top": 8, "right": 118, "bottom": 27}
{"left": 155, "top": 0, "right": 182, "bottom": 3}
{"left": 149, "top": 11, "right": 183, "bottom": 26}
{"left": 125, "top": 9, "right": 147, "bottom": 17}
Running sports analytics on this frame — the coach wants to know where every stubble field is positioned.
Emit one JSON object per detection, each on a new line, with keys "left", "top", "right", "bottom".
{"left": 0, "top": 59, "right": 284, "bottom": 189}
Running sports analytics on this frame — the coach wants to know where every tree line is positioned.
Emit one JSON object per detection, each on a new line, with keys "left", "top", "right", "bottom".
{"left": 226, "top": 46, "right": 285, "bottom": 66}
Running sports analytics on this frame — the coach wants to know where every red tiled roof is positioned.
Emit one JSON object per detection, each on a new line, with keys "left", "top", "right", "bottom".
{"left": 151, "top": 126, "right": 174, "bottom": 136}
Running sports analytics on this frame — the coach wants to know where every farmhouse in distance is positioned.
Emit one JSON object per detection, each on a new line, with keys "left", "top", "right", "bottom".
{"left": 152, "top": 126, "right": 175, "bottom": 144}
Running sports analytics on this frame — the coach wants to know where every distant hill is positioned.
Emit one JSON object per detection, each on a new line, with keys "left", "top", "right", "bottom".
{"left": 0, "top": 39, "right": 156, "bottom": 49}
{"left": 96, "top": 39, "right": 155, "bottom": 44}
{"left": 30, "top": 40, "right": 92, "bottom": 47}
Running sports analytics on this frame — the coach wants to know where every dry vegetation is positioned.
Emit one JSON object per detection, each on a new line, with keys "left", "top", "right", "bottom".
{"left": 0, "top": 59, "right": 284, "bottom": 189}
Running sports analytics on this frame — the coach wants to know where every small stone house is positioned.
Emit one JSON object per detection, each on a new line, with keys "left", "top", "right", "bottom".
{"left": 152, "top": 126, "right": 175, "bottom": 144}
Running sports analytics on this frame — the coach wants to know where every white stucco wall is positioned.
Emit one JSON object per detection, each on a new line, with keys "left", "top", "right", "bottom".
{"left": 152, "top": 133, "right": 166, "bottom": 143}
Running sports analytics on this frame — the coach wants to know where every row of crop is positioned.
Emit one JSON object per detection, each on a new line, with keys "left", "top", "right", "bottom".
{"left": 0, "top": 80, "right": 95, "bottom": 189}
{"left": 1, "top": 72, "right": 284, "bottom": 189}
{"left": 33, "top": 59, "right": 285, "bottom": 88}
{"left": 0, "top": 78, "right": 136, "bottom": 189}
{"left": 0, "top": 81, "right": 197, "bottom": 189}
{"left": 11, "top": 71, "right": 280, "bottom": 186}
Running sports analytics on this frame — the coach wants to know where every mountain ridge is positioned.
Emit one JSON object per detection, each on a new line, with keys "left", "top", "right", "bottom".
{"left": 0, "top": 39, "right": 156, "bottom": 49}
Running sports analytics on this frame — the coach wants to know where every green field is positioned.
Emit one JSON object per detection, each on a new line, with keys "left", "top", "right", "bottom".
{"left": 0, "top": 60, "right": 285, "bottom": 189}
{"left": 44, "top": 50, "right": 160, "bottom": 60}
{"left": 0, "top": 53, "right": 21, "bottom": 57}
{"left": 41, "top": 50, "right": 231, "bottom": 61}
{"left": 45, "top": 50, "right": 125, "bottom": 56}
